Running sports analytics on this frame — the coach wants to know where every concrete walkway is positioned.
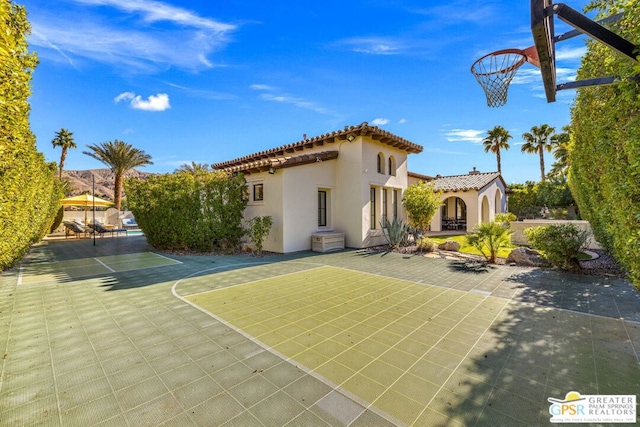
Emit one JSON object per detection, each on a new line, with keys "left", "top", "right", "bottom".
{"left": 1, "top": 237, "right": 638, "bottom": 426}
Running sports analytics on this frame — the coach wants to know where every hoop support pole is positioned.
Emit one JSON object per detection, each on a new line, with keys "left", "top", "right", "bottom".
{"left": 551, "top": 3, "right": 638, "bottom": 62}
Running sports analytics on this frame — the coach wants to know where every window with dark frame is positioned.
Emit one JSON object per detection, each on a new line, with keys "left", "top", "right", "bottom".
{"left": 318, "top": 190, "right": 327, "bottom": 227}
{"left": 382, "top": 188, "right": 388, "bottom": 223}
{"left": 370, "top": 187, "right": 377, "bottom": 229}
{"left": 392, "top": 189, "right": 398, "bottom": 219}
{"left": 377, "top": 153, "right": 384, "bottom": 174}
{"left": 253, "top": 183, "right": 264, "bottom": 201}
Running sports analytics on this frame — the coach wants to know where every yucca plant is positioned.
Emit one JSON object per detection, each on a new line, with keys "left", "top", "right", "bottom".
{"left": 381, "top": 217, "right": 411, "bottom": 250}
{"left": 465, "top": 222, "right": 513, "bottom": 263}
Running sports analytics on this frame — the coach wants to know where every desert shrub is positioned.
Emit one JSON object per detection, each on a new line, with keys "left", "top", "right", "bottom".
{"left": 416, "top": 237, "right": 437, "bottom": 252}
{"left": 548, "top": 208, "right": 568, "bottom": 219}
{"left": 245, "top": 216, "right": 273, "bottom": 256}
{"left": 381, "top": 216, "right": 411, "bottom": 249}
{"left": 495, "top": 212, "right": 517, "bottom": 223}
{"left": 524, "top": 224, "right": 588, "bottom": 272}
{"left": 465, "top": 222, "right": 513, "bottom": 263}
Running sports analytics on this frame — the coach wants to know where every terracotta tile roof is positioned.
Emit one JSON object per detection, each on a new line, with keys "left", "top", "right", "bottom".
{"left": 216, "top": 150, "right": 339, "bottom": 174}
{"left": 432, "top": 171, "right": 503, "bottom": 192}
{"left": 407, "top": 171, "right": 435, "bottom": 182}
{"left": 212, "top": 122, "right": 423, "bottom": 172}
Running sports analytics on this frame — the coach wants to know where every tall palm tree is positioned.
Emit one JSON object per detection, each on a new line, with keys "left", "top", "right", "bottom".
{"left": 521, "top": 124, "right": 556, "bottom": 181}
{"left": 83, "top": 140, "right": 153, "bottom": 210}
{"left": 177, "top": 162, "right": 211, "bottom": 174}
{"left": 482, "top": 125, "right": 512, "bottom": 174}
{"left": 548, "top": 125, "right": 570, "bottom": 177}
{"left": 51, "top": 128, "right": 77, "bottom": 178}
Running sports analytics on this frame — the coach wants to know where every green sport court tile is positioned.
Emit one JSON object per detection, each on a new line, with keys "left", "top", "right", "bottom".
{"left": 19, "top": 252, "right": 181, "bottom": 284}
{"left": 185, "top": 265, "right": 511, "bottom": 426}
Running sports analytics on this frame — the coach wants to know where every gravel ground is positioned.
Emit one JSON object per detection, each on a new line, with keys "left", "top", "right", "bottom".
{"left": 578, "top": 249, "right": 627, "bottom": 278}
{"left": 386, "top": 245, "right": 629, "bottom": 280}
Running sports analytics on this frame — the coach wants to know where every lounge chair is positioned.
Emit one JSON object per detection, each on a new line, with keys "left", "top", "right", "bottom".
{"left": 90, "top": 223, "right": 128, "bottom": 237}
{"left": 63, "top": 221, "right": 92, "bottom": 238}
{"left": 121, "top": 217, "right": 139, "bottom": 229}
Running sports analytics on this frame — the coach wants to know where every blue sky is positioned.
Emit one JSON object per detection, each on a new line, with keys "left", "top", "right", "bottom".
{"left": 21, "top": 0, "right": 593, "bottom": 183}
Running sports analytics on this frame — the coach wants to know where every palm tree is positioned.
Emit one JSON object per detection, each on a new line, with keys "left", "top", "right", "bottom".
{"left": 482, "top": 126, "right": 512, "bottom": 174}
{"left": 549, "top": 126, "right": 570, "bottom": 178}
{"left": 83, "top": 140, "right": 153, "bottom": 210}
{"left": 177, "top": 162, "right": 211, "bottom": 174}
{"left": 51, "top": 128, "right": 77, "bottom": 178}
{"left": 521, "top": 124, "right": 556, "bottom": 181}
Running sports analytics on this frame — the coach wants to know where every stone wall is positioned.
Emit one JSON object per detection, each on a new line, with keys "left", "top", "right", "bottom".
{"left": 509, "top": 219, "right": 602, "bottom": 250}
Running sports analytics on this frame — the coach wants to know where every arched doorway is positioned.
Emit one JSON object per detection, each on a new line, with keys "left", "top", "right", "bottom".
{"left": 495, "top": 191, "right": 502, "bottom": 215}
{"left": 481, "top": 196, "right": 490, "bottom": 223}
{"left": 441, "top": 197, "right": 467, "bottom": 231}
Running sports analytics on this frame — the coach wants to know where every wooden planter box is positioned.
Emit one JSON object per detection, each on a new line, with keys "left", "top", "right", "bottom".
{"left": 311, "top": 232, "right": 345, "bottom": 253}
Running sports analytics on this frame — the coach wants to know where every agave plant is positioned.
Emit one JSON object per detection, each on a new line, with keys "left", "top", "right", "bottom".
{"left": 381, "top": 217, "right": 411, "bottom": 250}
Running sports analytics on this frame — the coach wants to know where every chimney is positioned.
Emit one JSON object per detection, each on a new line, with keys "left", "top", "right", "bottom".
{"left": 469, "top": 167, "right": 480, "bottom": 175}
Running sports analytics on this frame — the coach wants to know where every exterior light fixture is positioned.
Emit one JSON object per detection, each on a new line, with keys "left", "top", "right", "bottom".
{"left": 347, "top": 134, "right": 356, "bottom": 142}
{"left": 268, "top": 167, "right": 276, "bottom": 174}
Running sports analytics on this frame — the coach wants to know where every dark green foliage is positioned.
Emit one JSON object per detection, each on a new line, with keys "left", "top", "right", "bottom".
{"left": 402, "top": 181, "right": 443, "bottom": 234}
{"left": 125, "top": 170, "right": 248, "bottom": 253}
{"left": 508, "top": 178, "right": 575, "bottom": 219}
{"left": 568, "top": 0, "right": 640, "bottom": 285}
{"left": 1, "top": 1, "right": 62, "bottom": 270}
{"left": 465, "top": 222, "right": 513, "bottom": 264}
{"left": 245, "top": 216, "right": 273, "bottom": 256}
{"left": 380, "top": 216, "right": 411, "bottom": 249}
{"left": 525, "top": 224, "right": 588, "bottom": 272}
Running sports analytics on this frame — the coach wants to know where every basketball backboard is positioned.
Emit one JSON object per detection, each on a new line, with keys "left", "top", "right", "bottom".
{"left": 472, "top": 0, "right": 638, "bottom": 107}
{"left": 531, "top": 0, "right": 556, "bottom": 102}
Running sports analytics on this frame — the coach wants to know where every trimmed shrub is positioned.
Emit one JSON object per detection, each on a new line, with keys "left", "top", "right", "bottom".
{"left": 524, "top": 224, "right": 588, "bottom": 272}
{"left": 125, "top": 170, "right": 248, "bottom": 253}
{"left": 1, "top": 2, "right": 62, "bottom": 270}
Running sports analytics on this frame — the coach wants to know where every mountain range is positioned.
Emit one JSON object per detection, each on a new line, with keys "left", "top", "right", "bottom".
{"left": 62, "top": 169, "right": 154, "bottom": 200}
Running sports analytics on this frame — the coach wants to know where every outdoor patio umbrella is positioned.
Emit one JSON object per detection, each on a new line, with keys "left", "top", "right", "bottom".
{"left": 60, "top": 194, "right": 113, "bottom": 224}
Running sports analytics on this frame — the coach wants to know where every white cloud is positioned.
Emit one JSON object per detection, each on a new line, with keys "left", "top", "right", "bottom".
{"left": 337, "top": 37, "right": 404, "bottom": 55}
{"left": 371, "top": 118, "right": 389, "bottom": 126}
{"left": 398, "top": 118, "right": 407, "bottom": 124}
{"left": 114, "top": 92, "right": 171, "bottom": 111}
{"left": 250, "top": 84, "right": 334, "bottom": 116}
{"left": 28, "top": 0, "right": 237, "bottom": 72}
{"left": 443, "top": 128, "right": 485, "bottom": 144}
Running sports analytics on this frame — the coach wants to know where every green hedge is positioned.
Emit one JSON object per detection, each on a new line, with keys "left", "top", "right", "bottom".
{"left": 125, "top": 170, "right": 248, "bottom": 252}
{"left": 568, "top": 0, "right": 640, "bottom": 286}
{"left": 0, "top": 1, "right": 62, "bottom": 270}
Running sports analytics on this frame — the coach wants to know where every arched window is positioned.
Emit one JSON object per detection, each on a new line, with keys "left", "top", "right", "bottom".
{"left": 388, "top": 156, "right": 396, "bottom": 176}
{"left": 377, "top": 153, "right": 384, "bottom": 174}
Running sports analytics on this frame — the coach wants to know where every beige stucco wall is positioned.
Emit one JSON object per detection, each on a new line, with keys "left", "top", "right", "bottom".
{"left": 241, "top": 135, "right": 413, "bottom": 252}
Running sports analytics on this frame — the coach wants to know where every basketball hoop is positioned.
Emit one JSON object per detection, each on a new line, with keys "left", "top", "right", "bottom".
{"left": 471, "top": 47, "right": 540, "bottom": 107}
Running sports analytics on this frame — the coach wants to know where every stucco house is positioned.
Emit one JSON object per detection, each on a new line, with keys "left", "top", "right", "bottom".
{"left": 408, "top": 169, "right": 508, "bottom": 232}
{"left": 212, "top": 122, "right": 423, "bottom": 253}
{"left": 213, "top": 123, "right": 508, "bottom": 253}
